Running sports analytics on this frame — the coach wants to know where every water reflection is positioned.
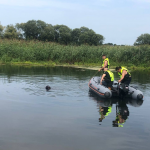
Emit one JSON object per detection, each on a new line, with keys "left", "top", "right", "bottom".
{"left": 113, "top": 102, "right": 129, "bottom": 127}
{"left": 89, "top": 91, "right": 144, "bottom": 127}
{"left": 99, "top": 104, "right": 112, "bottom": 123}
{"left": 0, "top": 65, "right": 149, "bottom": 150}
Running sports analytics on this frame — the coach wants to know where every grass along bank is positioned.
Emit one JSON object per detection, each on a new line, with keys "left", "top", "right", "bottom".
{"left": 0, "top": 61, "right": 148, "bottom": 71}
{"left": 0, "top": 39, "right": 150, "bottom": 70}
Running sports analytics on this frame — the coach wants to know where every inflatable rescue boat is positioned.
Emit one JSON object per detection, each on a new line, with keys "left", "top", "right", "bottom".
{"left": 88, "top": 76, "right": 143, "bottom": 100}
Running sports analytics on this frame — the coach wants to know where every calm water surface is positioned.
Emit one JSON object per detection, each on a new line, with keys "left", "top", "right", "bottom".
{"left": 0, "top": 66, "right": 150, "bottom": 150}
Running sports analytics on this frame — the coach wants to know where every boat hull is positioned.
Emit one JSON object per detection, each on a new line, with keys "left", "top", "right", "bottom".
{"left": 89, "top": 76, "right": 143, "bottom": 100}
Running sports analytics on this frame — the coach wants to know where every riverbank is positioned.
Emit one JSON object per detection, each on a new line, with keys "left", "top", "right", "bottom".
{"left": 0, "top": 39, "right": 150, "bottom": 71}
{"left": 0, "top": 61, "right": 149, "bottom": 71}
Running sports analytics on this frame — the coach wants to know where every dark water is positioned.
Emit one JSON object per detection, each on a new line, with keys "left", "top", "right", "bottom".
{"left": 0, "top": 65, "right": 150, "bottom": 150}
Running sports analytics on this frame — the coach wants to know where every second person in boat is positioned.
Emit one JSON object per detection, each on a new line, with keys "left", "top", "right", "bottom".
{"left": 100, "top": 68, "right": 114, "bottom": 88}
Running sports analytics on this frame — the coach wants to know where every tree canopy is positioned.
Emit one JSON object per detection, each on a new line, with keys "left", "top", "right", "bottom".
{"left": 54, "top": 25, "right": 72, "bottom": 45}
{"left": 0, "top": 24, "right": 4, "bottom": 38}
{"left": 2, "top": 20, "right": 150, "bottom": 46}
{"left": 0, "top": 20, "right": 105, "bottom": 46}
{"left": 71, "top": 27, "right": 104, "bottom": 46}
{"left": 134, "top": 33, "right": 150, "bottom": 45}
{"left": 4, "top": 25, "right": 20, "bottom": 39}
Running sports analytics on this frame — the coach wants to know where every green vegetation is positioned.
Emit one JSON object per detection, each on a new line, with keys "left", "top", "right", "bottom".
{"left": 0, "top": 20, "right": 150, "bottom": 70}
{"left": 1, "top": 20, "right": 150, "bottom": 46}
{"left": 134, "top": 33, "right": 150, "bottom": 45}
{"left": 0, "top": 20, "right": 104, "bottom": 46}
{"left": 0, "top": 39, "right": 150, "bottom": 69}
{"left": 0, "top": 24, "right": 4, "bottom": 38}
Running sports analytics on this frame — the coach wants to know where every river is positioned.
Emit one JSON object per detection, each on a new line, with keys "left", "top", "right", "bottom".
{"left": 0, "top": 65, "right": 149, "bottom": 150}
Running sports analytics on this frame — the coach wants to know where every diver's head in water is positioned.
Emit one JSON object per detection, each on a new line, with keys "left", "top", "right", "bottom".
{"left": 45, "top": 85, "right": 51, "bottom": 91}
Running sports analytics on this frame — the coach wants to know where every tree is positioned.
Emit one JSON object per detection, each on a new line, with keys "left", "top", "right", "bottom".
{"left": 79, "top": 31, "right": 89, "bottom": 45}
{"left": 36, "top": 20, "right": 54, "bottom": 41}
{"left": 71, "top": 28, "right": 81, "bottom": 45}
{"left": 92, "top": 34, "right": 104, "bottom": 45}
{"left": 104, "top": 43, "right": 114, "bottom": 45}
{"left": 15, "top": 23, "right": 25, "bottom": 39}
{"left": 79, "top": 27, "right": 104, "bottom": 45}
{"left": 22, "top": 20, "right": 39, "bottom": 39}
{"left": 38, "top": 24, "right": 54, "bottom": 41}
{"left": 0, "top": 24, "right": 4, "bottom": 38}
{"left": 134, "top": 33, "right": 150, "bottom": 45}
{"left": 16, "top": 21, "right": 38, "bottom": 39}
{"left": 4, "top": 25, "right": 20, "bottom": 39}
{"left": 54, "top": 25, "right": 72, "bottom": 45}
{"left": 79, "top": 27, "right": 92, "bottom": 45}
{"left": 80, "top": 27, "right": 90, "bottom": 33}
{"left": 4, "top": 20, "right": 105, "bottom": 45}
{"left": 16, "top": 20, "right": 55, "bottom": 41}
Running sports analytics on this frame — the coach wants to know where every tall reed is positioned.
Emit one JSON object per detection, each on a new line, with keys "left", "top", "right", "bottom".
{"left": 0, "top": 39, "right": 150, "bottom": 67}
